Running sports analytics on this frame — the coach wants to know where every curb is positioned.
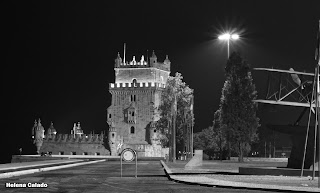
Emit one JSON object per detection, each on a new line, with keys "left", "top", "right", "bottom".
{"left": 0, "top": 159, "right": 106, "bottom": 179}
{"left": 160, "top": 160, "right": 320, "bottom": 193}
{"left": 160, "top": 160, "right": 172, "bottom": 175}
{"left": 0, "top": 160, "right": 81, "bottom": 172}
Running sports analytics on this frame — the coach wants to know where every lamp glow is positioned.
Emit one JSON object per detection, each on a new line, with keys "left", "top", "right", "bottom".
{"left": 218, "top": 33, "right": 239, "bottom": 40}
{"left": 218, "top": 33, "right": 240, "bottom": 58}
{"left": 218, "top": 33, "right": 231, "bottom": 40}
{"left": 231, "top": 34, "right": 239, "bottom": 40}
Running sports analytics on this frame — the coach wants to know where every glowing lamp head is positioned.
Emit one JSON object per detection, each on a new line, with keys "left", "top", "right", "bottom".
{"left": 218, "top": 33, "right": 239, "bottom": 40}
{"left": 231, "top": 34, "right": 239, "bottom": 39}
{"left": 218, "top": 33, "right": 231, "bottom": 40}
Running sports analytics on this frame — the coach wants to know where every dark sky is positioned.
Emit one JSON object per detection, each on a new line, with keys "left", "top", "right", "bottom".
{"left": 2, "top": 0, "right": 320, "bottom": 162}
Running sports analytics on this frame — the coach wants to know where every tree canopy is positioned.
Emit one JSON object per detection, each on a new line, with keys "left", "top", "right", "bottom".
{"left": 193, "top": 126, "right": 216, "bottom": 159}
{"left": 193, "top": 109, "right": 227, "bottom": 160}
{"left": 219, "top": 52, "right": 260, "bottom": 162}
{"left": 156, "top": 72, "right": 194, "bottom": 150}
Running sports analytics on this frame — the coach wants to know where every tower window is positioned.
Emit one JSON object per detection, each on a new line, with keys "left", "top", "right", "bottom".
{"left": 130, "top": 126, "right": 135, "bottom": 134}
{"left": 112, "top": 133, "right": 115, "bottom": 138}
{"left": 109, "top": 114, "right": 112, "bottom": 118}
{"left": 127, "top": 110, "right": 136, "bottom": 123}
{"left": 130, "top": 95, "right": 136, "bottom": 102}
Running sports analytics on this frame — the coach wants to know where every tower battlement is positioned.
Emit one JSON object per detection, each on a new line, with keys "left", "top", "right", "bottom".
{"left": 109, "top": 82, "right": 166, "bottom": 89}
{"left": 114, "top": 51, "right": 170, "bottom": 72}
{"left": 44, "top": 133, "right": 105, "bottom": 144}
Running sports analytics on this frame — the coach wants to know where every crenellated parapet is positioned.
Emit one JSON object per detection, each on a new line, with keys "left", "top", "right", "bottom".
{"left": 109, "top": 82, "right": 166, "bottom": 89}
{"left": 44, "top": 133, "right": 106, "bottom": 144}
{"left": 114, "top": 51, "right": 170, "bottom": 72}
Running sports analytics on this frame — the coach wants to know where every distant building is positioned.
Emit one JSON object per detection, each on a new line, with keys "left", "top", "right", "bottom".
{"left": 32, "top": 119, "right": 110, "bottom": 156}
{"left": 107, "top": 51, "right": 170, "bottom": 157}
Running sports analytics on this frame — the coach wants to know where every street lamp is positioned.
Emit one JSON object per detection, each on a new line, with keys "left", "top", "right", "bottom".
{"left": 218, "top": 33, "right": 239, "bottom": 58}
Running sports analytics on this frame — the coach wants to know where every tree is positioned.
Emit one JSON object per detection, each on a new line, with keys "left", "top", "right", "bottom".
{"left": 213, "top": 109, "right": 227, "bottom": 161}
{"left": 156, "top": 72, "right": 194, "bottom": 152}
{"left": 219, "top": 52, "right": 260, "bottom": 162}
{"left": 193, "top": 126, "right": 216, "bottom": 159}
{"left": 193, "top": 109, "right": 227, "bottom": 160}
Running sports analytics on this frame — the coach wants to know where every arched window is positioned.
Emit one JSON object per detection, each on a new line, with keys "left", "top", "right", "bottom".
{"left": 130, "top": 126, "right": 135, "bottom": 134}
{"left": 132, "top": 79, "right": 137, "bottom": 84}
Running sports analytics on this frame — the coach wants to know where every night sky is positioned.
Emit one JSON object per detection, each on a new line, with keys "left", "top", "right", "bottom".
{"left": 2, "top": 0, "right": 320, "bottom": 163}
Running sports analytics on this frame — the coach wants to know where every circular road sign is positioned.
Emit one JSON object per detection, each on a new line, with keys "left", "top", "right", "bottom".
{"left": 122, "top": 148, "right": 136, "bottom": 162}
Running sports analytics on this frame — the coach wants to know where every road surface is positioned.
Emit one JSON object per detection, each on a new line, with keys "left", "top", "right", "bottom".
{"left": 0, "top": 160, "right": 270, "bottom": 193}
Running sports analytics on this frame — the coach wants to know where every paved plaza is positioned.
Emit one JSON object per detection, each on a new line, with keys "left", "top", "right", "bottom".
{"left": 163, "top": 159, "right": 320, "bottom": 192}
{"left": 0, "top": 160, "right": 270, "bottom": 193}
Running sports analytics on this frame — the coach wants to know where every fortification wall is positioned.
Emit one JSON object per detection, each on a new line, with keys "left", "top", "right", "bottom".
{"left": 40, "top": 141, "right": 110, "bottom": 155}
{"left": 44, "top": 134, "right": 104, "bottom": 143}
{"left": 115, "top": 67, "right": 169, "bottom": 84}
{"left": 116, "top": 61, "right": 170, "bottom": 72}
{"left": 39, "top": 134, "right": 110, "bottom": 155}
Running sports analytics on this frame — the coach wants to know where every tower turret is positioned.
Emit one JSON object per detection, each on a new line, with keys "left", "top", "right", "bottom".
{"left": 46, "top": 121, "right": 57, "bottom": 138}
{"left": 33, "top": 119, "right": 45, "bottom": 154}
{"left": 71, "top": 122, "right": 84, "bottom": 137}
{"left": 163, "top": 55, "right": 171, "bottom": 72}
{"left": 114, "top": 52, "right": 122, "bottom": 67}
{"left": 31, "top": 119, "right": 37, "bottom": 138}
{"left": 149, "top": 50, "right": 157, "bottom": 67}
{"left": 108, "top": 122, "right": 118, "bottom": 156}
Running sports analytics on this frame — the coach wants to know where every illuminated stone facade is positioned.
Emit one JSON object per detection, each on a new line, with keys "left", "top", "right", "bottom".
{"left": 107, "top": 51, "right": 170, "bottom": 156}
{"left": 32, "top": 120, "right": 110, "bottom": 155}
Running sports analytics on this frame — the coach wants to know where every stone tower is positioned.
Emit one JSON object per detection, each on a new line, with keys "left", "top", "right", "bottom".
{"left": 107, "top": 51, "right": 171, "bottom": 156}
{"left": 32, "top": 119, "right": 45, "bottom": 154}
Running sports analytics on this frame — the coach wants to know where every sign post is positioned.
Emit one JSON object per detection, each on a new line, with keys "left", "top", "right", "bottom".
{"left": 120, "top": 148, "right": 137, "bottom": 178}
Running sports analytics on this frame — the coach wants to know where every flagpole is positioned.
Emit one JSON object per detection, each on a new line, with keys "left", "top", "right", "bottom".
{"left": 123, "top": 43, "right": 126, "bottom": 64}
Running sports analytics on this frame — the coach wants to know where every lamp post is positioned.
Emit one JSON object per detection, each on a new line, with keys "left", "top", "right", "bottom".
{"left": 218, "top": 33, "right": 239, "bottom": 58}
